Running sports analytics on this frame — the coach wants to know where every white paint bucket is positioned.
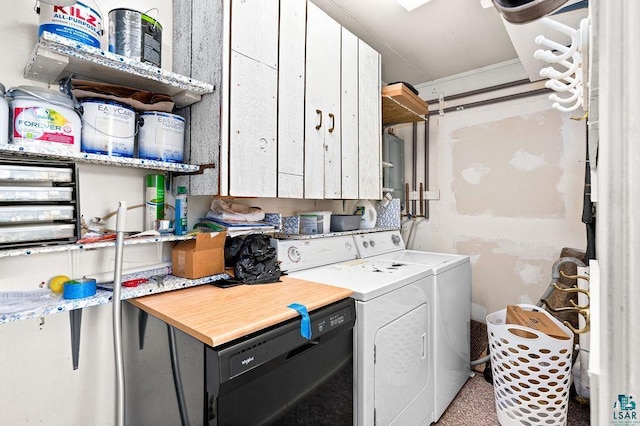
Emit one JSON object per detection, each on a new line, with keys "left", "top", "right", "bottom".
{"left": 7, "top": 86, "right": 81, "bottom": 153}
{"left": 80, "top": 99, "right": 136, "bottom": 157}
{"left": 138, "top": 112, "right": 185, "bottom": 163}
{"left": 0, "top": 83, "right": 8, "bottom": 145}
{"left": 38, "top": 1, "right": 103, "bottom": 49}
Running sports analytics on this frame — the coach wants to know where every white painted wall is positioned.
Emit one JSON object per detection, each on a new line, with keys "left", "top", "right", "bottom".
{"left": 0, "top": 3, "right": 204, "bottom": 426}
{"left": 394, "top": 94, "right": 587, "bottom": 322}
{"left": 0, "top": 1, "right": 588, "bottom": 425}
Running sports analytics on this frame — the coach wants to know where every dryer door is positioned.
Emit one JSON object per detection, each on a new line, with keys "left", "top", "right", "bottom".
{"left": 374, "top": 303, "right": 431, "bottom": 425}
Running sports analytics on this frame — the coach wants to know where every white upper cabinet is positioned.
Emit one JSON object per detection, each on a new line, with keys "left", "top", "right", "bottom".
{"left": 230, "top": 0, "right": 279, "bottom": 68}
{"left": 179, "top": 0, "right": 381, "bottom": 199}
{"left": 358, "top": 39, "right": 382, "bottom": 200}
{"left": 277, "top": 0, "right": 307, "bottom": 199}
{"left": 304, "top": 5, "right": 382, "bottom": 200}
{"left": 341, "top": 28, "right": 360, "bottom": 200}
{"left": 304, "top": 3, "right": 342, "bottom": 199}
{"left": 226, "top": 0, "right": 279, "bottom": 197}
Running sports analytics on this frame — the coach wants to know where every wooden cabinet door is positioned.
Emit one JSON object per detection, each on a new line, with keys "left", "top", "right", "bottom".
{"left": 304, "top": 2, "right": 341, "bottom": 199}
{"left": 341, "top": 28, "right": 359, "bottom": 200}
{"left": 227, "top": 0, "right": 279, "bottom": 197}
{"left": 358, "top": 39, "right": 382, "bottom": 200}
{"left": 230, "top": 0, "right": 278, "bottom": 68}
{"left": 277, "top": 0, "right": 306, "bottom": 199}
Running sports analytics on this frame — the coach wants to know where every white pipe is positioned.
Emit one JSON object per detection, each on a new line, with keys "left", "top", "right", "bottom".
{"left": 539, "top": 54, "right": 582, "bottom": 80}
{"left": 112, "top": 201, "right": 127, "bottom": 426}
{"left": 534, "top": 36, "right": 578, "bottom": 63}
{"left": 549, "top": 88, "right": 581, "bottom": 104}
{"left": 551, "top": 98, "right": 583, "bottom": 112}
{"left": 545, "top": 74, "right": 581, "bottom": 92}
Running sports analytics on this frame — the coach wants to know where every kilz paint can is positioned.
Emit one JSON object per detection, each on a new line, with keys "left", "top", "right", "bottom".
{"left": 80, "top": 99, "right": 136, "bottom": 157}
{"left": 108, "top": 8, "right": 162, "bottom": 67}
{"left": 7, "top": 86, "right": 81, "bottom": 152}
{"left": 138, "top": 112, "right": 185, "bottom": 163}
{"left": 38, "top": 1, "right": 103, "bottom": 49}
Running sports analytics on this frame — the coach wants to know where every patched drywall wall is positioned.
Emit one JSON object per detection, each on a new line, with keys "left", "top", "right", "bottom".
{"left": 395, "top": 95, "right": 586, "bottom": 322}
{"left": 452, "top": 111, "right": 565, "bottom": 218}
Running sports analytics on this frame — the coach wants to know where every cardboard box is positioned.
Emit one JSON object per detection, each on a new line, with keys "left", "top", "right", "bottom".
{"left": 172, "top": 231, "right": 227, "bottom": 279}
{"left": 506, "top": 305, "right": 570, "bottom": 340}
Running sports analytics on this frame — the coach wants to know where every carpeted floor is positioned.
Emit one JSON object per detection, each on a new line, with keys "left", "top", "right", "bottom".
{"left": 436, "top": 373, "right": 591, "bottom": 425}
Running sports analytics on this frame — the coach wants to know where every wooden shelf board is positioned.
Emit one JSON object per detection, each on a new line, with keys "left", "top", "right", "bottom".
{"left": 381, "top": 83, "right": 429, "bottom": 125}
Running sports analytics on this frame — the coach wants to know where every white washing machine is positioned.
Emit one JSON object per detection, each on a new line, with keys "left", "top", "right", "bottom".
{"left": 352, "top": 230, "right": 472, "bottom": 421}
{"left": 274, "top": 235, "right": 436, "bottom": 426}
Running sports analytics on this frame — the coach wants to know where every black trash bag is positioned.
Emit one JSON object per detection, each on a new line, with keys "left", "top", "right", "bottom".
{"left": 224, "top": 235, "right": 245, "bottom": 268}
{"left": 228, "top": 234, "right": 281, "bottom": 284}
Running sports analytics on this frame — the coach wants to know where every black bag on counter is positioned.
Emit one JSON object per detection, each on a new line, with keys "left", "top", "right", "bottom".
{"left": 224, "top": 234, "right": 281, "bottom": 284}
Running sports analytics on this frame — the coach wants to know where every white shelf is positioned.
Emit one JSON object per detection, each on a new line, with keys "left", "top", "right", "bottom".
{"left": 24, "top": 32, "right": 215, "bottom": 108}
{"left": 0, "top": 266, "right": 231, "bottom": 324}
{"left": 0, "top": 145, "right": 199, "bottom": 173}
{"left": 0, "top": 234, "right": 194, "bottom": 259}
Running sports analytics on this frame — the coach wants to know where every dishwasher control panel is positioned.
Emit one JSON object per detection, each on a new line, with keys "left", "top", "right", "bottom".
{"left": 211, "top": 298, "right": 356, "bottom": 382}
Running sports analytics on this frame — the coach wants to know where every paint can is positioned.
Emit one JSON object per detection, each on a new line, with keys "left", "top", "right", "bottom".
{"left": 137, "top": 111, "right": 185, "bottom": 163}
{"left": 38, "top": 1, "right": 103, "bottom": 49}
{"left": 80, "top": 98, "right": 136, "bottom": 157}
{"left": 108, "top": 8, "right": 162, "bottom": 67}
{"left": 0, "top": 83, "right": 8, "bottom": 145}
{"left": 7, "top": 86, "right": 81, "bottom": 152}
{"left": 145, "top": 174, "right": 165, "bottom": 231}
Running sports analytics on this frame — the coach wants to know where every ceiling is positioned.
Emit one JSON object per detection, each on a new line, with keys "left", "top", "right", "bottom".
{"left": 311, "top": 0, "right": 519, "bottom": 86}
{"left": 311, "top": 0, "right": 589, "bottom": 87}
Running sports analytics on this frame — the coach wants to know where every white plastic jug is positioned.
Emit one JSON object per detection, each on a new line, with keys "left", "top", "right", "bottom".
{"left": 354, "top": 200, "right": 377, "bottom": 229}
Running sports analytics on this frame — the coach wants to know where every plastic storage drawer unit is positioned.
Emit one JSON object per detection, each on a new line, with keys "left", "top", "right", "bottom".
{"left": 0, "top": 224, "right": 75, "bottom": 244}
{"left": 0, "top": 205, "right": 75, "bottom": 223}
{"left": 0, "top": 186, "right": 74, "bottom": 202}
{"left": 0, "top": 164, "right": 73, "bottom": 182}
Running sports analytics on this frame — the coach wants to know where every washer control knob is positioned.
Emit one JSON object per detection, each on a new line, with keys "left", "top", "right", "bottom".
{"left": 363, "top": 241, "right": 369, "bottom": 248}
{"left": 391, "top": 234, "right": 401, "bottom": 246}
{"left": 287, "top": 246, "right": 301, "bottom": 263}
{"left": 345, "top": 242, "right": 353, "bottom": 251}
{"left": 370, "top": 240, "right": 376, "bottom": 247}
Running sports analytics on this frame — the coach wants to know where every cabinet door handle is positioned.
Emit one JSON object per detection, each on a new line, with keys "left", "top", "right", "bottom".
{"left": 328, "top": 113, "right": 335, "bottom": 133}
{"left": 315, "top": 109, "right": 323, "bottom": 130}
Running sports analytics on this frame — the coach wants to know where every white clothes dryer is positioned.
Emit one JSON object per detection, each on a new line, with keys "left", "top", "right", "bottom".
{"left": 352, "top": 230, "right": 472, "bottom": 422}
{"left": 274, "top": 235, "right": 437, "bottom": 426}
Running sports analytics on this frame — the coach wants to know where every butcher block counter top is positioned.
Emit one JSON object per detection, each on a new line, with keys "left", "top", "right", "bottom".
{"left": 129, "top": 276, "right": 353, "bottom": 348}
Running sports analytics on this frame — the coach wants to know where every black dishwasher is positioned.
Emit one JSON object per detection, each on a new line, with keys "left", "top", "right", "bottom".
{"left": 204, "top": 297, "right": 355, "bottom": 426}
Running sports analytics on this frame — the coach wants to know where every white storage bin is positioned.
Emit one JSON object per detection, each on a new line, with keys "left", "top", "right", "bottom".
{"left": 0, "top": 223, "right": 75, "bottom": 244}
{"left": 0, "top": 186, "right": 73, "bottom": 202}
{"left": 298, "top": 211, "right": 332, "bottom": 234}
{"left": 0, "top": 164, "right": 73, "bottom": 182}
{"left": 487, "top": 304, "right": 574, "bottom": 426}
{"left": 0, "top": 205, "right": 74, "bottom": 223}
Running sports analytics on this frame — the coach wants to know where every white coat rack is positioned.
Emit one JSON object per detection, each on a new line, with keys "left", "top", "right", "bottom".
{"left": 534, "top": 17, "right": 590, "bottom": 113}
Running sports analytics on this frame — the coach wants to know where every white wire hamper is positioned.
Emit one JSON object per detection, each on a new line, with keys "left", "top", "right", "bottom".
{"left": 486, "top": 304, "right": 574, "bottom": 426}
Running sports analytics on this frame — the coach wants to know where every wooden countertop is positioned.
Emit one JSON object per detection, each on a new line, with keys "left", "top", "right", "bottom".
{"left": 129, "top": 276, "right": 353, "bottom": 348}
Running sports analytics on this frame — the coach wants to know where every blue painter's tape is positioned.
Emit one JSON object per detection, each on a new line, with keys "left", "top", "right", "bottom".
{"left": 287, "top": 303, "right": 312, "bottom": 340}
{"left": 63, "top": 278, "right": 97, "bottom": 300}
